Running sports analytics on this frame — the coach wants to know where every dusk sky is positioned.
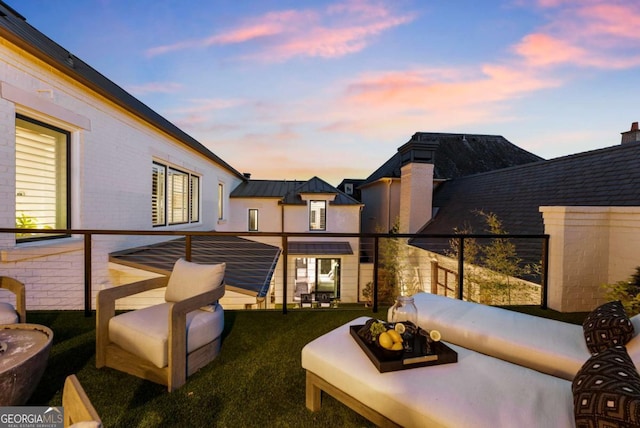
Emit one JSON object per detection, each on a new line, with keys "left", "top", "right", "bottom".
{"left": 8, "top": 0, "right": 640, "bottom": 185}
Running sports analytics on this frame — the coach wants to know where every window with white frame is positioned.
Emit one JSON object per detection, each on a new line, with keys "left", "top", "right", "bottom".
{"left": 152, "top": 161, "right": 200, "bottom": 226}
{"left": 15, "top": 115, "right": 70, "bottom": 242}
{"left": 248, "top": 208, "right": 258, "bottom": 231}
{"left": 309, "top": 200, "right": 326, "bottom": 231}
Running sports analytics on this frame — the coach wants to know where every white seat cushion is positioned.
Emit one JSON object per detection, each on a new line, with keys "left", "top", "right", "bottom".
{"left": 405, "top": 292, "right": 590, "bottom": 380}
{"left": 109, "top": 302, "right": 224, "bottom": 368}
{"left": 302, "top": 317, "right": 575, "bottom": 428}
{"left": 0, "top": 302, "right": 18, "bottom": 324}
{"left": 164, "top": 258, "right": 225, "bottom": 303}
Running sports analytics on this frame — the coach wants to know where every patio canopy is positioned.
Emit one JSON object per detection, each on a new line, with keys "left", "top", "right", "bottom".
{"left": 287, "top": 241, "right": 353, "bottom": 255}
{"left": 109, "top": 235, "right": 281, "bottom": 298}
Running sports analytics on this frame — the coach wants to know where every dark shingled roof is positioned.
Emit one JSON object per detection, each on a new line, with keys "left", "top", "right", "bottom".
{"left": 423, "top": 142, "right": 640, "bottom": 237}
{"left": 0, "top": 1, "right": 245, "bottom": 180}
{"left": 363, "top": 132, "right": 543, "bottom": 185}
{"left": 110, "top": 235, "right": 281, "bottom": 298}
{"left": 409, "top": 142, "right": 640, "bottom": 281}
{"left": 231, "top": 176, "right": 361, "bottom": 206}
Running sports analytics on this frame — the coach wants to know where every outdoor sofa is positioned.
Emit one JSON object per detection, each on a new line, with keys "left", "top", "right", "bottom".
{"left": 302, "top": 292, "right": 640, "bottom": 427}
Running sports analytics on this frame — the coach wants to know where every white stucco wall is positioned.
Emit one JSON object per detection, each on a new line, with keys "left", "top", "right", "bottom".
{"left": 541, "top": 206, "right": 640, "bottom": 312}
{"left": 360, "top": 178, "right": 401, "bottom": 233}
{"left": 0, "top": 38, "right": 242, "bottom": 310}
{"left": 399, "top": 162, "right": 434, "bottom": 233}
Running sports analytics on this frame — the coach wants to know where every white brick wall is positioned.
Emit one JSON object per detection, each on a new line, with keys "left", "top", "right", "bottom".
{"left": 0, "top": 38, "right": 242, "bottom": 310}
{"left": 541, "top": 206, "right": 640, "bottom": 312}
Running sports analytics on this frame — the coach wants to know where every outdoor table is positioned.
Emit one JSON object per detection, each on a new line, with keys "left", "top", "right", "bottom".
{"left": 0, "top": 324, "right": 53, "bottom": 406}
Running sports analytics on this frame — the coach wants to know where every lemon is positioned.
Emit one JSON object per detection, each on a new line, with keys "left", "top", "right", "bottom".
{"left": 387, "top": 329, "right": 403, "bottom": 344}
{"left": 390, "top": 342, "right": 403, "bottom": 351}
{"left": 378, "top": 331, "right": 393, "bottom": 350}
{"left": 394, "top": 323, "right": 406, "bottom": 334}
{"left": 429, "top": 330, "right": 442, "bottom": 342}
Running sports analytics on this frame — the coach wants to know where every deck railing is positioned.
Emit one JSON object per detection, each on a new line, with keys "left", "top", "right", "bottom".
{"left": 0, "top": 228, "right": 549, "bottom": 315}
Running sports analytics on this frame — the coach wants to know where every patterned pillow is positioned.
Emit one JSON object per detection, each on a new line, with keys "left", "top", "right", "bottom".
{"left": 583, "top": 300, "right": 634, "bottom": 354}
{"left": 572, "top": 345, "right": 640, "bottom": 427}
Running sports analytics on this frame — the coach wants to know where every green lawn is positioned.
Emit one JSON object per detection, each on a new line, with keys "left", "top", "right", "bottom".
{"left": 24, "top": 305, "right": 587, "bottom": 427}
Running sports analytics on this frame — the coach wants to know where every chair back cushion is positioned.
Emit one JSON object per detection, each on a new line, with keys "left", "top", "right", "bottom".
{"left": 0, "top": 302, "right": 18, "bottom": 324}
{"left": 165, "top": 258, "right": 225, "bottom": 303}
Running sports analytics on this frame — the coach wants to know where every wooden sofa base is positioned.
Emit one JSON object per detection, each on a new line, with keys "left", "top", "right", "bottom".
{"left": 103, "top": 335, "right": 222, "bottom": 390}
{"left": 305, "top": 371, "right": 401, "bottom": 428}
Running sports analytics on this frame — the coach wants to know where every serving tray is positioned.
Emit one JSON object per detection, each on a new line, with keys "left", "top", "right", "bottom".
{"left": 349, "top": 324, "right": 458, "bottom": 373}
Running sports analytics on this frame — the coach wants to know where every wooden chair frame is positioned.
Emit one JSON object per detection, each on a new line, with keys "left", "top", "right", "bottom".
{"left": 96, "top": 276, "right": 225, "bottom": 392}
{"left": 63, "top": 375, "right": 102, "bottom": 427}
{"left": 0, "top": 276, "right": 26, "bottom": 323}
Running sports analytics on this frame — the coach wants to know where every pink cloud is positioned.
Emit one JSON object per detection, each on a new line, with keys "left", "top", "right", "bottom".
{"left": 344, "top": 66, "right": 558, "bottom": 109}
{"left": 146, "top": 1, "right": 415, "bottom": 61}
{"left": 514, "top": 33, "right": 586, "bottom": 67}
{"left": 513, "top": 1, "right": 640, "bottom": 70}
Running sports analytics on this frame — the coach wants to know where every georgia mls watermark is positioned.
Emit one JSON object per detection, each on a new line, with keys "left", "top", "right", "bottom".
{"left": 0, "top": 407, "right": 63, "bottom": 428}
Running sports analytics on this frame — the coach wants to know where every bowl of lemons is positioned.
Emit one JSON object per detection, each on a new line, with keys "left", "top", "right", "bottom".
{"left": 375, "top": 325, "right": 405, "bottom": 359}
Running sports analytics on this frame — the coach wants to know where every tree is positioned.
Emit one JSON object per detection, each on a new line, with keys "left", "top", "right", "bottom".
{"left": 448, "top": 210, "right": 536, "bottom": 304}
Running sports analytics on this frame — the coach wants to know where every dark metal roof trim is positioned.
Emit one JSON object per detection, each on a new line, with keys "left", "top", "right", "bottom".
{"left": 288, "top": 241, "right": 353, "bottom": 255}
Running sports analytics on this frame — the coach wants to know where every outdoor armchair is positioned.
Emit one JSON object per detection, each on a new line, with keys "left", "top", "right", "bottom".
{"left": 63, "top": 375, "right": 102, "bottom": 428}
{"left": 0, "top": 276, "right": 26, "bottom": 324}
{"left": 96, "top": 259, "right": 225, "bottom": 392}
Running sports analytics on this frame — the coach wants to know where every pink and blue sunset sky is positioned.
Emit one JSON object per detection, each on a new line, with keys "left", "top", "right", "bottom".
{"left": 9, "top": 0, "right": 640, "bottom": 185}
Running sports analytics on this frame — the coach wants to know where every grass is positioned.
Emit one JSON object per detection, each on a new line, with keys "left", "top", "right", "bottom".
{"left": 24, "top": 305, "right": 587, "bottom": 427}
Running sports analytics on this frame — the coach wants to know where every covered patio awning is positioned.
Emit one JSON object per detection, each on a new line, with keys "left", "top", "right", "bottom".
{"left": 287, "top": 241, "right": 353, "bottom": 255}
{"left": 109, "top": 235, "right": 281, "bottom": 298}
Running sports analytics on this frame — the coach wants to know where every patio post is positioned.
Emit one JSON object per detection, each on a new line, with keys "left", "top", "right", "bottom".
{"left": 373, "top": 235, "right": 379, "bottom": 313}
{"left": 84, "top": 233, "right": 92, "bottom": 317}
{"left": 282, "top": 235, "right": 288, "bottom": 314}
{"left": 457, "top": 237, "right": 464, "bottom": 301}
{"left": 541, "top": 236, "right": 549, "bottom": 309}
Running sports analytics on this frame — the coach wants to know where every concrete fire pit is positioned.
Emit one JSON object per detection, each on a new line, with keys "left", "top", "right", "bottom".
{"left": 0, "top": 324, "right": 53, "bottom": 406}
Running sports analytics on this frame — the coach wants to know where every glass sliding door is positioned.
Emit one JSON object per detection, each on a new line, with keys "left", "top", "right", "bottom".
{"left": 315, "top": 258, "right": 340, "bottom": 298}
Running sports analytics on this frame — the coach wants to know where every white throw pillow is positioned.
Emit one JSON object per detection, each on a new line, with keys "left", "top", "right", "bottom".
{"left": 164, "top": 258, "right": 225, "bottom": 302}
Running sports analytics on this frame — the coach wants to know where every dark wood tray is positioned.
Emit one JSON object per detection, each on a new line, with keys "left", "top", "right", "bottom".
{"left": 350, "top": 325, "right": 458, "bottom": 373}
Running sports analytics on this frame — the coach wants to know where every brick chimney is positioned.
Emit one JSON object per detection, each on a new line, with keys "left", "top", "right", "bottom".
{"left": 398, "top": 135, "right": 438, "bottom": 233}
{"left": 621, "top": 122, "right": 640, "bottom": 144}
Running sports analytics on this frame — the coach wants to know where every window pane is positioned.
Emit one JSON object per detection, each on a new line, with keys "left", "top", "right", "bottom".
{"left": 218, "top": 183, "right": 224, "bottom": 220}
{"left": 168, "top": 168, "right": 189, "bottom": 224}
{"left": 309, "top": 200, "right": 326, "bottom": 231}
{"left": 249, "top": 209, "right": 258, "bottom": 231}
{"left": 15, "top": 116, "right": 69, "bottom": 241}
{"left": 152, "top": 163, "right": 166, "bottom": 226}
{"left": 190, "top": 175, "right": 200, "bottom": 222}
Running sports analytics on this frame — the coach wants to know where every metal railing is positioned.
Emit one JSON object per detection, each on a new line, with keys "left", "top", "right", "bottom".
{"left": 0, "top": 228, "right": 549, "bottom": 315}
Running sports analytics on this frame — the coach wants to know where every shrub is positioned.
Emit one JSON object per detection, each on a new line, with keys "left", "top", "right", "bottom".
{"left": 604, "top": 267, "right": 640, "bottom": 316}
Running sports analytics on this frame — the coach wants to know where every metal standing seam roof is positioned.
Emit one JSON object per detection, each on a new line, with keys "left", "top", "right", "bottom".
{"left": 230, "top": 176, "right": 362, "bottom": 206}
{"left": 0, "top": 1, "right": 245, "bottom": 181}
{"left": 109, "top": 235, "right": 281, "bottom": 298}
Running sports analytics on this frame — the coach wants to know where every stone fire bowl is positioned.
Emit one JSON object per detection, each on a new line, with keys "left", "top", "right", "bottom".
{"left": 0, "top": 324, "right": 54, "bottom": 406}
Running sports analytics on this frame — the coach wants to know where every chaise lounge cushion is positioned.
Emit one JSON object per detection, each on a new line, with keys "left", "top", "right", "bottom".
{"left": 407, "top": 292, "right": 591, "bottom": 380}
{"left": 0, "top": 302, "right": 18, "bottom": 324}
{"left": 572, "top": 345, "right": 640, "bottom": 427}
{"left": 164, "top": 258, "right": 225, "bottom": 303}
{"left": 582, "top": 300, "right": 634, "bottom": 354}
{"left": 109, "top": 302, "right": 224, "bottom": 368}
{"left": 302, "top": 316, "right": 575, "bottom": 428}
